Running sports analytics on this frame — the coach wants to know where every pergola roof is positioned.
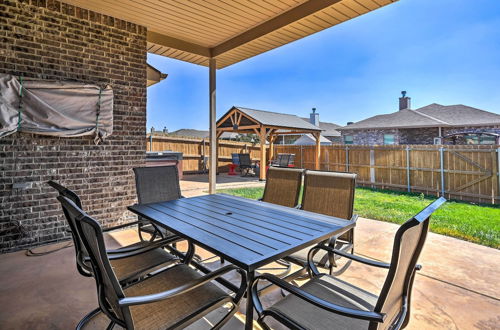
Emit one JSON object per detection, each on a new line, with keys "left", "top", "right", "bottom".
{"left": 60, "top": 0, "right": 397, "bottom": 69}
{"left": 217, "top": 106, "right": 323, "bottom": 133}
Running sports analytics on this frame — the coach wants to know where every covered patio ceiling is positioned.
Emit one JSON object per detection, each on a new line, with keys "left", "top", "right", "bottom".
{"left": 60, "top": 0, "right": 397, "bottom": 68}
{"left": 59, "top": 0, "right": 399, "bottom": 192}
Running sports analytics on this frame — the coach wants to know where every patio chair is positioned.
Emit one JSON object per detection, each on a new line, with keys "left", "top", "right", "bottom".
{"left": 270, "top": 153, "right": 284, "bottom": 167}
{"left": 133, "top": 166, "right": 183, "bottom": 242}
{"left": 238, "top": 153, "right": 257, "bottom": 176}
{"left": 284, "top": 171, "right": 358, "bottom": 277}
{"left": 48, "top": 180, "right": 181, "bottom": 280}
{"left": 279, "top": 153, "right": 291, "bottom": 167}
{"left": 260, "top": 167, "right": 304, "bottom": 208}
{"left": 251, "top": 197, "right": 446, "bottom": 330}
{"left": 58, "top": 195, "right": 247, "bottom": 330}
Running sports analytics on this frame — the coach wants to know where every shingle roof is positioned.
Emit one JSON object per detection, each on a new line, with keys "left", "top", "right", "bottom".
{"left": 300, "top": 118, "right": 341, "bottom": 136}
{"left": 338, "top": 104, "right": 500, "bottom": 130}
{"left": 232, "top": 107, "right": 322, "bottom": 131}
{"left": 293, "top": 134, "right": 332, "bottom": 145}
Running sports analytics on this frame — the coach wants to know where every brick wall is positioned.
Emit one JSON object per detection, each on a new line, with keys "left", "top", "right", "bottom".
{"left": 341, "top": 126, "right": 500, "bottom": 145}
{"left": 0, "top": 0, "right": 147, "bottom": 252}
{"left": 341, "top": 128, "right": 400, "bottom": 145}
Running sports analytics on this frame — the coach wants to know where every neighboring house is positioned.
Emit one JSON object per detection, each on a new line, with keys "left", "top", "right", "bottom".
{"left": 277, "top": 108, "right": 342, "bottom": 144}
{"left": 338, "top": 92, "right": 500, "bottom": 145}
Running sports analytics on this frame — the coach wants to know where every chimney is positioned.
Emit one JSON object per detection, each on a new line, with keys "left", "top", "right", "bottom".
{"left": 399, "top": 91, "right": 411, "bottom": 110}
{"left": 163, "top": 126, "right": 168, "bottom": 133}
{"left": 309, "top": 108, "right": 319, "bottom": 126}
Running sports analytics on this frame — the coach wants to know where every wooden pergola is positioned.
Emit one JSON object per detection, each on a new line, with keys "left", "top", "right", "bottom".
{"left": 217, "top": 106, "right": 323, "bottom": 180}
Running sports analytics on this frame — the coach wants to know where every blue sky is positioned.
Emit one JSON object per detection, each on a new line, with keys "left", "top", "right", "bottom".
{"left": 146, "top": 0, "right": 500, "bottom": 132}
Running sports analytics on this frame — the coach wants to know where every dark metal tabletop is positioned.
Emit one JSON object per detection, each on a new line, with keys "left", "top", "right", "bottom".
{"left": 128, "top": 193, "right": 353, "bottom": 272}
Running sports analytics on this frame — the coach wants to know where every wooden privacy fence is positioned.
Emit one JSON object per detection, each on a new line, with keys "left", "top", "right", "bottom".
{"left": 275, "top": 144, "right": 500, "bottom": 205}
{"left": 147, "top": 135, "right": 260, "bottom": 173}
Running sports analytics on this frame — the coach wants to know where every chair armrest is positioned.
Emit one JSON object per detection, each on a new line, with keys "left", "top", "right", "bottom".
{"left": 102, "top": 220, "right": 140, "bottom": 232}
{"left": 251, "top": 273, "right": 385, "bottom": 323}
{"left": 119, "top": 265, "right": 247, "bottom": 307}
{"left": 350, "top": 214, "right": 359, "bottom": 222}
{"left": 107, "top": 235, "right": 181, "bottom": 258}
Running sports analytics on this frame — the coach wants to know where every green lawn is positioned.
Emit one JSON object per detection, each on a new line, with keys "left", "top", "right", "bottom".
{"left": 218, "top": 187, "right": 500, "bottom": 249}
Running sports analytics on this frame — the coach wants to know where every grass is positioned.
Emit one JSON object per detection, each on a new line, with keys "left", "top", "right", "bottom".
{"left": 218, "top": 186, "right": 500, "bottom": 249}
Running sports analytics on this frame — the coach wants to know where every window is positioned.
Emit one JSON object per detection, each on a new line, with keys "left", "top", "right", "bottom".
{"left": 384, "top": 134, "right": 395, "bottom": 145}
{"left": 344, "top": 135, "right": 353, "bottom": 145}
{"left": 465, "top": 134, "right": 497, "bottom": 145}
{"left": 480, "top": 135, "right": 497, "bottom": 145}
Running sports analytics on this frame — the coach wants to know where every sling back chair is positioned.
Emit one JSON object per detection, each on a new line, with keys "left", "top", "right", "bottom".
{"left": 50, "top": 181, "right": 185, "bottom": 329}
{"left": 251, "top": 197, "right": 446, "bottom": 330}
{"left": 133, "top": 165, "right": 183, "bottom": 242}
{"left": 284, "top": 170, "right": 358, "bottom": 277}
{"left": 49, "top": 180, "right": 181, "bottom": 281}
{"left": 270, "top": 153, "right": 285, "bottom": 167}
{"left": 238, "top": 153, "right": 257, "bottom": 177}
{"left": 59, "top": 195, "right": 247, "bottom": 330}
{"left": 256, "top": 167, "right": 304, "bottom": 279}
{"left": 260, "top": 167, "right": 304, "bottom": 208}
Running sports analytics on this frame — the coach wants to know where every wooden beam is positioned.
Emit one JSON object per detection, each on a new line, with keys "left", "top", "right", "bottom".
{"left": 314, "top": 132, "right": 321, "bottom": 170}
{"left": 147, "top": 31, "right": 210, "bottom": 57}
{"left": 212, "top": 0, "right": 342, "bottom": 57}
{"left": 217, "top": 125, "right": 261, "bottom": 132}
{"left": 260, "top": 126, "right": 267, "bottom": 180}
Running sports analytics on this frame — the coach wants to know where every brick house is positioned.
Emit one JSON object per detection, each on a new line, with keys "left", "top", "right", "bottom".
{"left": 0, "top": 1, "right": 148, "bottom": 252}
{"left": 338, "top": 93, "right": 500, "bottom": 145}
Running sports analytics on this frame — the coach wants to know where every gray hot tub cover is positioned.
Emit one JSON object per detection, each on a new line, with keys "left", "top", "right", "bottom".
{"left": 0, "top": 73, "right": 113, "bottom": 144}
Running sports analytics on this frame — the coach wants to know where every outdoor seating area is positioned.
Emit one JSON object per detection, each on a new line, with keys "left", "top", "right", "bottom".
{"left": 9, "top": 165, "right": 448, "bottom": 329}
{"left": 1, "top": 1, "right": 499, "bottom": 329}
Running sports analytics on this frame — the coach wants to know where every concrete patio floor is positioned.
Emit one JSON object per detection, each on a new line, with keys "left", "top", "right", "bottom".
{"left": 0, "top": 175, "right": 498, "bottom": 329}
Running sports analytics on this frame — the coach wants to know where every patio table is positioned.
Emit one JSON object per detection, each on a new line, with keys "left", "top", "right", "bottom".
{"left": 128, "top": 193, "right": 354, "bottom": 329}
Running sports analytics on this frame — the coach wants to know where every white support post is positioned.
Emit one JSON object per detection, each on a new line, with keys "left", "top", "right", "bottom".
{"left": 497, "top": 147, "right": 500, "bottom": 201}
{"left": 208, "top": 58, "right": 217, "bottom": 194}
{"left": 345, "top": 146, "right": 349, "bottom": 172}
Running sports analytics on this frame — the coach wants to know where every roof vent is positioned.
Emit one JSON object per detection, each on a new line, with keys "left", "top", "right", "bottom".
{"left": 347, "top": 122, "right": 354, "bottom": 125}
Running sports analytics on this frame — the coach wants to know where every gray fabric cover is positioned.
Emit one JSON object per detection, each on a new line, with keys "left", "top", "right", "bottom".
{"left": 268, "top": 275, "right": 377, "bottom": 330}
{"left": 0, "top": 73, "right": 113, "bottom": 143}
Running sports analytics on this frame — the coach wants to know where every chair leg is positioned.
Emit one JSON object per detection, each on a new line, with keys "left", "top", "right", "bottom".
{"left": 76, "top": 307, "right": 101, "bottom": 330}
{"left": 106, "top": 321, "right": 115, "bottom": 330}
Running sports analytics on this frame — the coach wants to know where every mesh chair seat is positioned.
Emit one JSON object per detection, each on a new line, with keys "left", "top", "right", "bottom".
{"left": 124, "top": 264, "right": 231, "bottom": 330}
{"left": 107, "top": 248, "right": 177, "bottom": 283}
{"left": 268, "top": 275, "right": 376, "bottom": 330}
{"left": 285, "top": 238, "right": 353, "bottom": 267}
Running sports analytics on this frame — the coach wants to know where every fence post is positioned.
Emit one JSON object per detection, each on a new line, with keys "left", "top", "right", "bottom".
{"left": 497, "top": 147, "right": 500, "bottom": 202}
{"left": 439, "top": 147, "right": 445, "bottom": 197}
{"left": 326, "top": 148, "right": 330, "bottom": 171}
{"left": 345, "top": 146, "right": 349, "bottom": 172}
{"left": 406, "top": 146, "right": 411, "bottom": 192}
{"left": 369, "top": 148, "right": 375, "bottom": 185}
{"left": 300, "top": 145, "right": 303, "bottom": 168}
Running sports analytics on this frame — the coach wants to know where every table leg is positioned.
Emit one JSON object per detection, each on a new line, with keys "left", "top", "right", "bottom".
{"left": 245, "top": 270, "right": 255, "bottom": 330}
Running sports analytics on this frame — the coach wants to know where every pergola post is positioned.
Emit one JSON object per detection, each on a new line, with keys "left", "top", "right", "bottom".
{"left": 259, "top": 126, "right": 267, "bottom": 181}
{"left": 315, "top": 132, "right": 321, "bottom": 170}
{"left": 208, "top": 58, "right": 217, "bottom": 194}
